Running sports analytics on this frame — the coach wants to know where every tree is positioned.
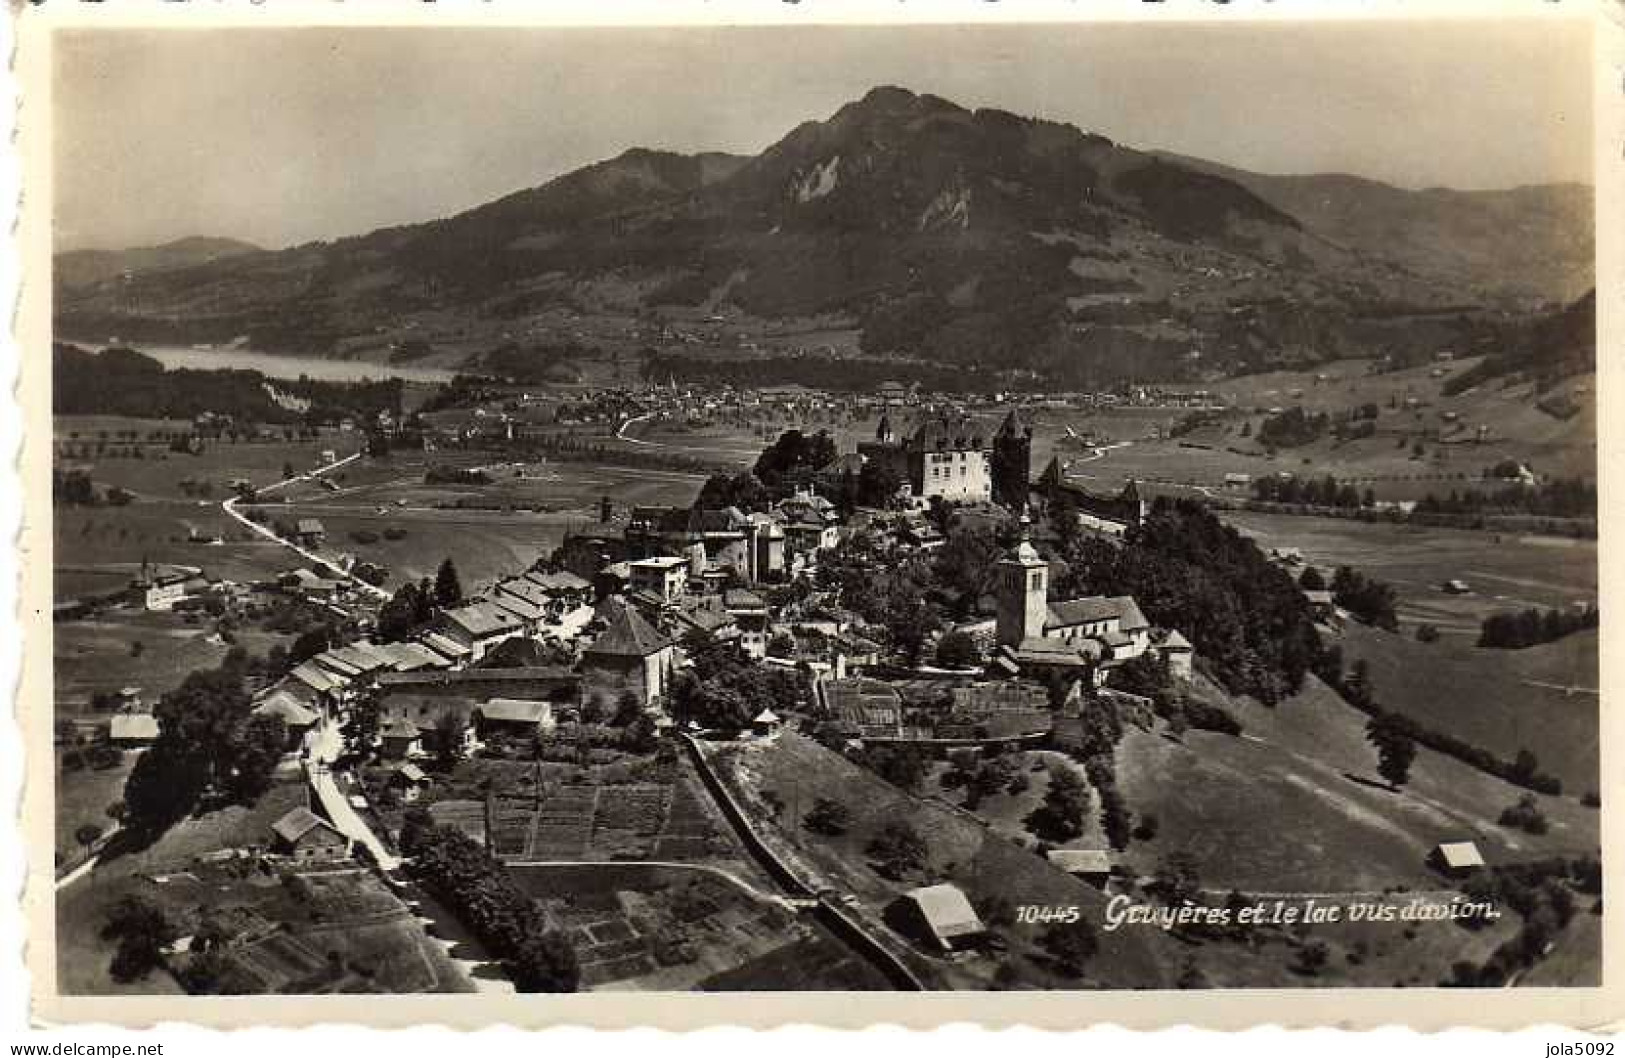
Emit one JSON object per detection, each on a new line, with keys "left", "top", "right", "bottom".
{"left": 224, "top": 714, "right": 287, "bottom": 802}
{"left": 434, "top": 558, "right": 464, "bottom": 609}
{"left": 865, "top": 744, "right": 928, "bottom": 792}
{"left": 611, "top": 689, "right": 644, "bottom": 727}
{"left": 511, "top": 931, "right": 581, "bottom": 992}
{"left": 934, "top": 630, "right": 981, "bottom": 669}
{"left": 1026, "top": 761, "right": 1089, "bottom": 841}
{"left": 866, "top": 820, "right": 928, "bottom": 879}
{"left": 803, "top": 797, "right": 852, "bottom": 836}
{"left": 1149, "top": 851, "right": 1202, "bottom": 907}
{"left": 75, "top": 823, "right": 103, "bottom": 850}
{"left": 433, "top": 708, "right": 469, "bottom": 770}
{"left": 1365, "top": 714, "right": 1417, "bottom": 788}
{"left": 377, "top": 581, "right": 424, "bottom": 642}
{"left": 102, "top": 895, "right": 178, "bottom": 983}
{"left": 1298, "top": 566, "right": 1326, "bottom": 591}
{"left": 1041, "top": 918, "right": 1099, "bottom": 977}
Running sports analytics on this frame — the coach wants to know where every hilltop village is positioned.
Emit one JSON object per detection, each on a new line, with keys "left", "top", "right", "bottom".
{"left": 52, "top": 351, "right": 1600, "bottom": 995}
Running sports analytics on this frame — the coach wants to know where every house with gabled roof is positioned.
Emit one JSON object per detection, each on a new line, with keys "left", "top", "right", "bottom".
{"left": 270, "top": 806, "right": 350, "bottom": 863}
{"left": 436, "top": 601, "right": 524, "bottom": 661}
{"left": 893, "top": 883, "right": 985, "bottom": 952}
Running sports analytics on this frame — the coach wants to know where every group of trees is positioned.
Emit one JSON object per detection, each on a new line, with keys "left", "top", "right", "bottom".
{"left": 52, "top": 469, "right": 132, "bottom": 508}
{"left": 400, "top": 816, "right": 579, "bottom": 991}
{"left": 750, "top": 429, "right": 838, "bottom": 494}
{"left": 817, "top": 530, "right": 946, "bottom": 665}
{"left": 941, "top": 745, "right": 1029, "bottom": 811}
{"left": 1250, "top": 473, "right": 1373, "bottom": 510}
{"left": 667, "top": 632, "right": 805, "bottom": 730}
{"left": 1414, "top": 477, "right": 1595, "bottom": 520}
{"left": 375, "top": 558, "right": 462, "bottom": 642}
{"left": 1024, "top": 761, "right": 1090, "bottom": 842}
{"left": 1478, "top": 605, "right": 1598, "bottom": 650}
{"left": 1445, "top": 856, "right": 1598, "bottom": 987}
{"left": 53, "top": 343, "right": 403, "bottom": 425}
{"left": 1059, "top": 498, "right": 1322, "bottom": 705}
{"left": 1256, "top": 407, "right": 1329, "bottom": 449}
{"left": 121, "top": 662, "right": 287, "bottom": 837}
{"left": 1329, "top": 566, "right": 1400, "bottom": 631}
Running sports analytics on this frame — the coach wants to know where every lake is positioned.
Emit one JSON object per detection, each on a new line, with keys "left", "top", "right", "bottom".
{"left": 88, "top": 342, "right": 460, "bottom": 385}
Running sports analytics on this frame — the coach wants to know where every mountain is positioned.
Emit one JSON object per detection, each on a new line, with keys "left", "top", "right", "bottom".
{"left": 55, "top": 235, "right": 264, "bottom": 289}
{"left": 1156, "top": 153, "right": 1593, "bottom": 308}
{"left": 54, "top": 87, "right": 1593, "bottom": 385}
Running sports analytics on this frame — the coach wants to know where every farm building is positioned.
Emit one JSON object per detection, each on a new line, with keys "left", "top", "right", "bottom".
{"left": 1303, "top": 589, "right": 1336, "bottom": 621}
{"left": 270, "top": 807, "right": 350, "bottom": 863}
{"left": 1046, "top": 849, "right": 1114, "bottom": 886}
{"left": 294, "top": 519, "right": 327, "bottom": 547}
{"left": 893, "top": 883, "right": 986, "bottom": 952}
{"left": 132, "top": 569, "right": 189, "bottom": 611}
{"left": 108, "top": 712, "right": 160, "bottom": 748}
{"left": 474, "top": 698, "right": 555, "bottom": 741}
{"left": 1428, "top": 840, "right": 1486, "bottom": 878}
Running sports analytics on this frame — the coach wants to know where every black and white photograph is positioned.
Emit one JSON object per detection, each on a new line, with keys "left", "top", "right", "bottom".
{"left": 27, "top": 6, "right": 1611, "bottom": 1023}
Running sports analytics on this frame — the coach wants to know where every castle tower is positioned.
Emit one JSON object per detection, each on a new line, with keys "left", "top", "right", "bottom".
{"left": 996, "top": 509, "right": 1049, "bottom": 648}
{"left": 992, "top": 408, "right": 1033, "bottom": 510}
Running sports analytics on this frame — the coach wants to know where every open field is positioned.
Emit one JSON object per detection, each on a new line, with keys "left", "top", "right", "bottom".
{"left": 1221, "top": 511, "right": 1597, "bottom": 634}
{"left": 1114, "top": 675, "right": 1600, "bottom": 896}
{"left": 54, "top": 502, "right": 296, "bottom": 589}
{"left": 263, "top": 453, "right": 705, "bottom": 588}
{"left": 55, "top": 748, "right": 136, "bottom": 869}
{"left": 1336, "top": 623, "right": 1597, "bottom": 795}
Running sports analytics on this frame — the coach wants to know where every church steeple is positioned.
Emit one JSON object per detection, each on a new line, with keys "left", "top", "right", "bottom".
{"left": 996, "top": 506, "right": 1048, "bottom": 648}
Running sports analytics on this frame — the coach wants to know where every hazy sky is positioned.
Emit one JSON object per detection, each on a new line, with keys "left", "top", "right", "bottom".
{"left": 54, "top": 20, "right": 1594, "bottom": 252}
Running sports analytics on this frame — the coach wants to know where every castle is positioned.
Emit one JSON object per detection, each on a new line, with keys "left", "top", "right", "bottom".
{"left": 855, "top": 408, "right": 1031, "bottom": 507}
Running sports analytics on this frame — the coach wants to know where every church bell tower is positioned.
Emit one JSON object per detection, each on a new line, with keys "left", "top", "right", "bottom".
{"left": 996, "top": 510, "right": 1048, "bottom": 648}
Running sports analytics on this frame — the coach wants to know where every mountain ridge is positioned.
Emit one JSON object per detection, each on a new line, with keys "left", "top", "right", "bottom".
{"left": 54, "top": 86, "right": 1593, "bottom": 383}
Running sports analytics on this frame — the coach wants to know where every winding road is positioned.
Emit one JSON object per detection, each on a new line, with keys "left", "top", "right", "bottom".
{"left": 219, "top": 451, "right": 390, "bottom": 601}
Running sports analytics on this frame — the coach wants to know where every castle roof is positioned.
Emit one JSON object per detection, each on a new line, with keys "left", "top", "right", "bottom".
{"left": 585, "top": 606, "right": 671, "bottom": 658}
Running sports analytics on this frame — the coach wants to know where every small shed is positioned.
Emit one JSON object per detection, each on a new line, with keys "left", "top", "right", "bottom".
{"left": 751, "top": 708, "right": 782, "bottom": 737}
{"left": 388, "top": 762, "right": 431, "bottom": 803}
{"left": 895, "top": 883, "right": 985, "bottom": 952}
{"left": 295, "top": 519, "right": 327, "bottom": 547}
{"left": 1045, "top": 849, "right": 1114, "bottom": 886}
{"left": 1429, "top": 840, "right": 1486, "bottom": 877}
{"left": 108, "top": 713, "right": 160, "bottom": 748}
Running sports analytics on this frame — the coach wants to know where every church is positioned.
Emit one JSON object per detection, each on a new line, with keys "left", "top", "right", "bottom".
{"left": 990, "top": 513, "right": 1193, "bottom": 684}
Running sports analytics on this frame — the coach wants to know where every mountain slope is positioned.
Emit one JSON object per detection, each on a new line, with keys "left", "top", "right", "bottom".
{"left": 55, "top": 236, "right": 264, "bottom": 288}
{"left": 1157, "top": 152, "right": 1593, "bottom": 307}
{"left": 54, "top": 87, "right": 1592, "bottom": 384}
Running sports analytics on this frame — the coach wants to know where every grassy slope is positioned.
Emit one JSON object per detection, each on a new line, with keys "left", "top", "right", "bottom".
{"left": 708, "top": 731, "right": 1178, "bottom": 990}
{"left": 1115, "top": 675, "right": 1599, "bottom": 895}
{"left": 1338, "top": 622, "right": 1597, "bottom": 796}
